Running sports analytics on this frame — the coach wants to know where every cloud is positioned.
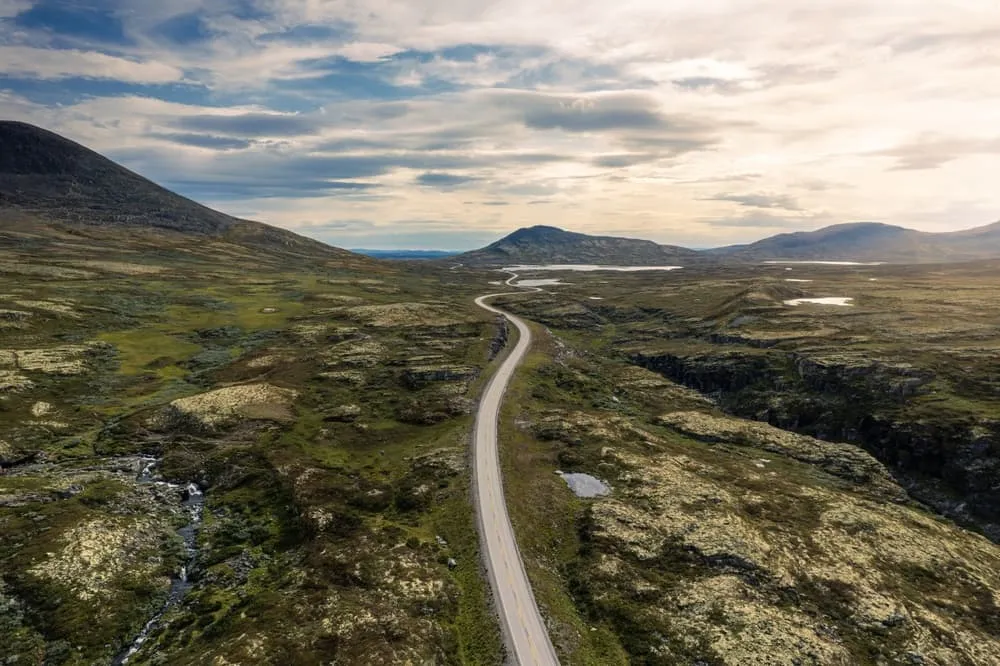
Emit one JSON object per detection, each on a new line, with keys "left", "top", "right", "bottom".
{"left": 876, "top": 135, "right": 1000, "bottom": 170}
{"left": 520, "top": 94, "right": 676, "bottom": 132}
{"left": 703, "top": 211, "right": 830, "bottom": 230}
{"left": 415, "top": 172, "right": 480, "bottom": 188}
{"left": 149, "top": 132, "right": 251, "bottom": 150}
{"left": 706, "top": 192, "right": 803, "bottom": 211}
{"left": 592, "top": 153, "right": 659, "bottom": 168}
{"left": 0, "top": 46, "right": 184, "bottom": 83}
{"left": 173, "top": 112, "right": 323, "bottom": 137}
{"left": 0, "top": 0, "right": 30, "bottom": 19}
{"left": 672, "top": 77, "right": 740, "bottom": 92}
{"left": 2, "top": 1, "right": 1000, "bottom": 248}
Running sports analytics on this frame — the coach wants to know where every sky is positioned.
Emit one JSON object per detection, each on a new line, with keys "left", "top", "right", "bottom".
{"left": 1, "top": 1, "right": 999, "bottom": 250}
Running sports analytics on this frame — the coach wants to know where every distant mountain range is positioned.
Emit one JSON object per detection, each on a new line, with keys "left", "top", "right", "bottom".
{"left": 455, "top": 221, "right": 1000, "bottom": 266}
{"left": 0, "top": 121, "right": 353, "bottom": 261}
{"left": 4, "top": 121, "right": 999, "bottom": 267}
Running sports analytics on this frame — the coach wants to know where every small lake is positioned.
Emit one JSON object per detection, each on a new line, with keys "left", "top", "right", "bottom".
{"left": 764, "top": 260, "right": 884, "bottom": 266}
{"left": 784, "top": 297, "right": 854, "bottom": 306}
{"left": 503, "top": 264, "right": 683, "bottom": 272}
{"left": 514, "top": 278, "right": 566, "bottom": 287}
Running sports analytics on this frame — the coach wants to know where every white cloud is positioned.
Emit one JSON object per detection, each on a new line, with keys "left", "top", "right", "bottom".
{"left": 1, "top": 1, "right": 999, "bottom": 247}
{"left": 0, "top": 0, "right": 29, "bottom": 18}
{"left": 0, "top": 46, "right": 184, "bottom": 83}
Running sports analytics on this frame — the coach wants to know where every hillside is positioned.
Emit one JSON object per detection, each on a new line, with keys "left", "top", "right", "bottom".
{"left": 0, "top": 121, "right": 351, "bottom": 261}
{"left": 455, "top": 225, "right": 699, "bottom": 266}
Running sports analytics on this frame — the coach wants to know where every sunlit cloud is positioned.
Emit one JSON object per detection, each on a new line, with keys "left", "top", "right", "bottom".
{"left": 1, "top": 0, "right": 998, "bottom": 248}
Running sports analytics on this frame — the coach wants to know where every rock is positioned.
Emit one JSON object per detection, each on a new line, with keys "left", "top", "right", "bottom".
{"left": 402, "top": 365, "right": 478, "bottom": 388}
{"left": 657, "top": 411, "right": 903, "bottom": 499}
{"left": 488, "top": 316, "right": 508, "bottom": 360}
{"left": 162, "top": 383, "right": 298, "bottom": 429}
{"left": 0, "top": 370, "right": 34, "bottom": 392}
{"left": 324, "top": 404, "right": 361, "bottom": 422}
{"left": 582, "top": 445, "right": 1000, "bottom": 665}
{"left": 345, "top": 303, "right": 476, "bottom": 328}
{"left": 30, "top": 401, "right": 54, "bottom": 417}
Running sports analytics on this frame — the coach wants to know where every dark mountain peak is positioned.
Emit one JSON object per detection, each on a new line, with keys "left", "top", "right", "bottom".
{"left": 0, "top": 121, "right": 351, "bottom": 259}
{"left": 0, "top": 121, "right": 104, "bottom": 176}
{"left": 508, "top": 225, "right": 566, "bottom": 237}
{"left": 0, "top": 120, "right": 237, "bottom": 234}
{"left": 457, "top": 225, "right": 697, "bottom": 266}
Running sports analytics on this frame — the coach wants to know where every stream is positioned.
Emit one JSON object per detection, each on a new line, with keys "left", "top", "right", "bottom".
{"left": 113, "top": 458, "right": 205, "bottom": 665}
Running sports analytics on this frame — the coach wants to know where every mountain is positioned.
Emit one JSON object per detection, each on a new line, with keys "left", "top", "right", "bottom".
{"left": 0, "top": 121, "right": 352, "bottom": 260}
{"left": 459, "top": 221, "right": 1000, "bottom": 267}
{"left": 455, "top": 225, "right": 699, "bottom": 266}
{"left": 710, "top": 221, "right": 1000, "bottom": 263}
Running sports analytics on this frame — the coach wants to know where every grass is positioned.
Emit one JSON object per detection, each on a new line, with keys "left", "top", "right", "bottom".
{"left": 498, "top": 322, "right": 630, "bottom": 665}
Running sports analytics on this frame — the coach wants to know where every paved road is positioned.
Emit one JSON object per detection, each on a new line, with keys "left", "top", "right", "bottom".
{"left": 473, "top": 275, "right": 560, "bottom": 666}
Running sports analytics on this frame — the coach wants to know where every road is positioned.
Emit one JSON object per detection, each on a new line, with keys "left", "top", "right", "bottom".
{"left": 473, "top": 273, "right": 560, "bottom": 666}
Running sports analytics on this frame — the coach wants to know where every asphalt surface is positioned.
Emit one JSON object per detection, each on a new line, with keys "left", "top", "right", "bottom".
{"left": 473, "top": 275, "right": 560, "bottom": 666}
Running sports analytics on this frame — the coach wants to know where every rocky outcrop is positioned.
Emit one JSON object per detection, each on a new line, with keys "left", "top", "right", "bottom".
{"left": 158, "top": 383, "right": 298, "bottom": 430}
{"left": 576, "top": 446, "right": 1000, "bottom": 665}
{"left": 630, "top": 348, "right": 1000, "bottom": 540}
{"left": 401, "top": 365, "right": 478, "bottom": 388}
{"left": 657, "top": 411, "right": 905, "bottom": 500}
{"left": 487, "top": 315, "right": 508, "bottom": 360}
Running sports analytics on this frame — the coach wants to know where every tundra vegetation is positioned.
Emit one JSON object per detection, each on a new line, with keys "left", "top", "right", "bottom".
{"left": 0, "top": 223, "right": 503, "bottom": 665}
{"left": 4, "top": 221, "right": 1000, "bottom": 665}
{"left": 491, "top": 260, "right": 1000, "bottom": 665}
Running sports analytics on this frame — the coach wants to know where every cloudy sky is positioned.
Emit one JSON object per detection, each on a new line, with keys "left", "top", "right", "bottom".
{"left": 1, "top": 1, "right": 999, "bottom": 249}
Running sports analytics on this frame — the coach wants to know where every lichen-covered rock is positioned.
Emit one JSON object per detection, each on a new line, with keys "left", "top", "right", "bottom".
{"left": 14, "top": 299, "right": 80, "bottom": 318}
{"left": 3, "top": 344, "right": 105, "bottom": 375}
{"left": 346, "top": 303, "right": 475, "bottom": 328}
{"left": 166, "top": 383, "right": 298, "bottom": 428}
{"left": 0, "top": 369, "right": 34, "bottom": 392}
{"left": 581, "top": 446, "right": 1000, "bottom": 665}
{"left": 29, "top": 517, "right": 167, "bottom": 601}
{"left": 324, "top": 404, "right": 361, "bottom": 422}
{"left": 323, "top": 339, "right": 387, "bottom": 368}
{"left": 657, "top": 411, "right": 903, "bottom": 498}
{"left": 402, "top": 364, "right": 477, "bottom": 387}
{"left": 30, "top": 401, "right": 53, "bottom": 417}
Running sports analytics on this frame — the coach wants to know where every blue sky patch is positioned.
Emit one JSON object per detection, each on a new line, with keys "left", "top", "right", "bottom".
{"left": 13, "top": 1, "right": 130, "bottom": 45}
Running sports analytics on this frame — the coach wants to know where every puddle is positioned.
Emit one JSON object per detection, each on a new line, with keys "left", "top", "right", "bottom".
{"left": 556, "top": 471, "right": 611, "bottom": 498}
{"left": 784, "top": 279, "right": 813, "bottom": 283}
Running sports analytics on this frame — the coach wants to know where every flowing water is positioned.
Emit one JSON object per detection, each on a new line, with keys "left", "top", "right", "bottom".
{"left": 114, "top": 460, "right": 204, "bottom": 665}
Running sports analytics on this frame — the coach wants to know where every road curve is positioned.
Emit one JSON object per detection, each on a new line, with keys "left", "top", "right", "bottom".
{"left": 473, "top": 274, "right": 560, "bottom": 666}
